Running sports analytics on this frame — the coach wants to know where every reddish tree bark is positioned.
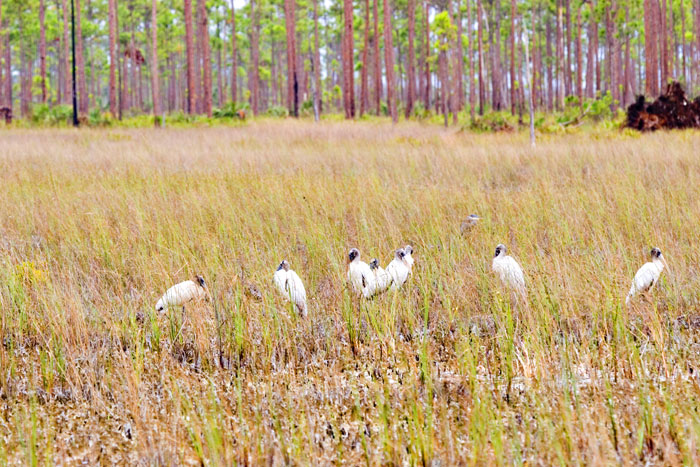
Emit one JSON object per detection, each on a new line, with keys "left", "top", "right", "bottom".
{"left": 373, "top": 0, "right": 382, "bottom": 114}
{"left": 477, "top": 0, "right": 485, "bottom": 114}
{"left": 39, "top": 0, "right": 47, "bottom": 103}
{"left": 230, "top": 0, "right": 237, "bottom": 103}
{"left": 406, "top": 0, "right": 416, "bottom": 117}
{"left": 151, "top": 0, "right": 161, "bottom": 121}
{"left": 468, "top": 0, "right": 475, "bottom": 118}
{"left": 184, "top": 0, "right": 196, "bottom": 113}
{"left": 343, "top": 0, "right": 354, "bottom": 118}
{"left": 383, "top": 0, "right": 397, "bottom": 122}
{"left": 586, "top": 1, "right": 596, "bottom": 98}
{"left": 510, "top": 0, "right": 516, "bottom": 115}
{"left": 423, "top": 0, "right": 430, "bottom": 110}
{"left": 108, "top": 0, "right": 118, "bottom": 116}
{"left": 75, "top": 0, "right": 88, "bottom": 115}
{"left": 61, "top": 0, "right": 71, "bottom": 105}
{"left": 313, "top": 0, "right": 321, "bottom": 117}
{"left": 360, "top": 0, "right": 370, "bottom": 115}
{"left": 250, "top": 0, "right": 260, "bottom": 114}
{"left": 198, "top": 0, "right": 212, "bottom": 117}
{"left": 285, "top": 0, "right": 298, "bottom": 116}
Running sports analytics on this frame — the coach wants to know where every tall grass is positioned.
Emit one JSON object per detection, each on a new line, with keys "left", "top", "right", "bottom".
{"left": 0, "top": 121, "right": 699, "bottom": 463}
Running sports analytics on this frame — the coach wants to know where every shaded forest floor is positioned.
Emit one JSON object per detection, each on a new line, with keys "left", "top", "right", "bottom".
{"left": 1, "top": 121, "right": 700, "bottom": 464}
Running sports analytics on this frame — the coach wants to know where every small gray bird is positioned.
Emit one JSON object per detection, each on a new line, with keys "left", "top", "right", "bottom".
{"left": 460, "top": 214, "right": 481, "bottom": 235}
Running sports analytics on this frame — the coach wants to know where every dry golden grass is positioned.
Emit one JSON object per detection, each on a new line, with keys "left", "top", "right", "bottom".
{"left": 1, "top": 121, "right": 700, "bottom": 464}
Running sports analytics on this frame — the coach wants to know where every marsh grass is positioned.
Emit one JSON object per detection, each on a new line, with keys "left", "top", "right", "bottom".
{"left": 1, "top": 121, "right": 700, "bottom": 463}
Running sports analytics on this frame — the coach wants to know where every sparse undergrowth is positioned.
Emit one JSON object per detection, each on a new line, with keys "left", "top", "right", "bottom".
{"left": 1, "top": 122, "right": 700, "bottom": 464}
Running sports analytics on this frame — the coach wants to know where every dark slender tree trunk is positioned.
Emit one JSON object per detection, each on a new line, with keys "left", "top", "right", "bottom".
{"left": 468, "top": 0, "right": 475, "bottom": 118}
{"left": 586, "top": 1, "right": 595, "bottom": 98}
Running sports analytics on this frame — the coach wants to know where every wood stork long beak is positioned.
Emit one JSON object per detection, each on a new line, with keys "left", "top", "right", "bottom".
{"left": 661, "top": 256, "right": 671, "bottom": 278}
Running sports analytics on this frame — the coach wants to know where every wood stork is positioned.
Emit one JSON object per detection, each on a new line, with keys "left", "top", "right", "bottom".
{"left": 273, "top": 260, "right": 308, "bottom": 316}
{"left": 460, "top": 214, "right": 480, "bottom": 235}
{"left": 347, "top": 248, "right": 375, "bottom": 298}
{"left": 626, "top": 247, "right": 668, "bottom": 306}
{"left": 403, "top": 245, "right": 415, "bottom": 273}
{"left": 155, "top": 275, "right": 209, "bottom": 313}
{"left": 386, "top": 248, "right": 411, "bottom": 290}
{"left": 492, "top": 244, "right": 527, "bottom": 299}
{"left": 369, "top": 258, "right": 392, "bottom": 295}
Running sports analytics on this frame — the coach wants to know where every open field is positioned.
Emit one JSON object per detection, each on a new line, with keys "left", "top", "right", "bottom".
{"left": 1, "top": 122, "right": 700, "bottom": 464}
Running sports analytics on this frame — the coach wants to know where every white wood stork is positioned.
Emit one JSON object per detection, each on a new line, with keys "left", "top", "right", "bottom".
{"left": 369, "top": 258, "right": 392, "bottom": 295}
{"left": 626, "top": 247, "right": 668, "bottom": 306}
{"left": 347, "top": 248, "right": 375, "bottom": 298}
{"left": 273, "top": 260, "right": 308, "bottom": 316}
{"left": 155, "top": 275, "right": 209, "bottom": 313}
{"left": 492, "top": 244, "right": 527, "bottom": 299}
{"left": 386, "top": 248, "right": 411, "bottom": 290}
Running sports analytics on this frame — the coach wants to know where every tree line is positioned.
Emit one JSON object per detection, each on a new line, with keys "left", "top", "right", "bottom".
{"left": 0, "top": 0, "right": 699, "bottom": 123}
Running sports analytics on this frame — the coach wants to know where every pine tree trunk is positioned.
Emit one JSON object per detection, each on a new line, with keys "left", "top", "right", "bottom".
{"left": 510, "top": 0, "right": 516, "bottom": 115}
{"left": 456, "top": 1, "right": 464, "bottom": 111}
{"left": 286, "top": 0, "right": 299, "bottom": 116}
{"left": 108, "top": 0, "right": 118, "bottom": 116}
{"left": 151, "top": 0, "right": 161, "bottom": 122}
{"left": 406, "top": 0, "right": 415, "bottom": 117}
{"left": 0, "top": 0, "right": 3, "bottom": 107}
{"left": 575, "top": 6, "right": 582, "bottom": 105}
{"left": 491, "top": 0, "right": 503, "bottom": 110}
{"left": 313, "top": 0, "right": 321, "bottom": 118}
{"left": 383, "top": 0, "right": 397, "bottom": 122}
{"left": 62, "top": 0, "right": 71, "bottom": 105}
{"left": 250, "top": 0, "right": 260, "bottom": 115}
{"left": 216, "top": 27, "right": 223, "bottom": 108}
{"left": 4, "top": 34, "right": 10, "bottom": 110}
{"left": 373, "top": 0, "right": 382, "bottom": 114}
{"left": 75, "top": 0, "right": 88, "bottom": 115}
{"left": 360, "top": 0, "right": 370, "bottom": 115}
{"left": 184, "top": 0, "right": 196, "bottom": 113}
{"left": 230, "top": 0, "right": 237, "bottom": 104}
{"left": 556, "top": 0, "right": 564, "bottom": 109}
{"left": 20, "top": 34, "right": 29, "bottom": 116}
{"left": 477, "top": 0, "right": 485, "bottom": 114}
{"left": 198, "top": 0, "right": 212, "bottom": 117}
{"left": 696, "top": 0, "right": 700, "bottom": 89}
{"left": 564, "top": 0, "right": 572, "bottom": 96}
{"left": 586, "top": 1, "right": 595, "bottom": 98}
{"left": 468, "top": 0, "right": 475, "bottom": 118}
{"left": 343, "top": 0, "right": 354, "bottom": 118}
{"left": 39, "top": 0, "right": 47, "bottom": 103}
{"left": 423, "top": 0, "right": 430, "bottom": 110}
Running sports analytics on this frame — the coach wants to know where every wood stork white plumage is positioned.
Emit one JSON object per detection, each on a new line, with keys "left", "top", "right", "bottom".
{"left": 626, "top": 247, "right": 668, "bottom": 306}
{"left": 403, "top": 245, "right": 415, "bottom": 273}
{"left": 386, "top": 248, "right": 411, "bottom": 290}
{"left": 347, "top": 248, "right": 375, "bottom": 298}
{"left": 273, "top": 260, "right": 308, "bottom": 316}
{"left": 492, "top": 244, "right": 527, "bottom": 299}
{"left": 369, "top": 258, "right": 392, "bottom": 295}
{"left": 155, "top": 275, "right": 209, "bottom": 313}
{"left": 460, "top": 214, "right": 480, "bottom": 235}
